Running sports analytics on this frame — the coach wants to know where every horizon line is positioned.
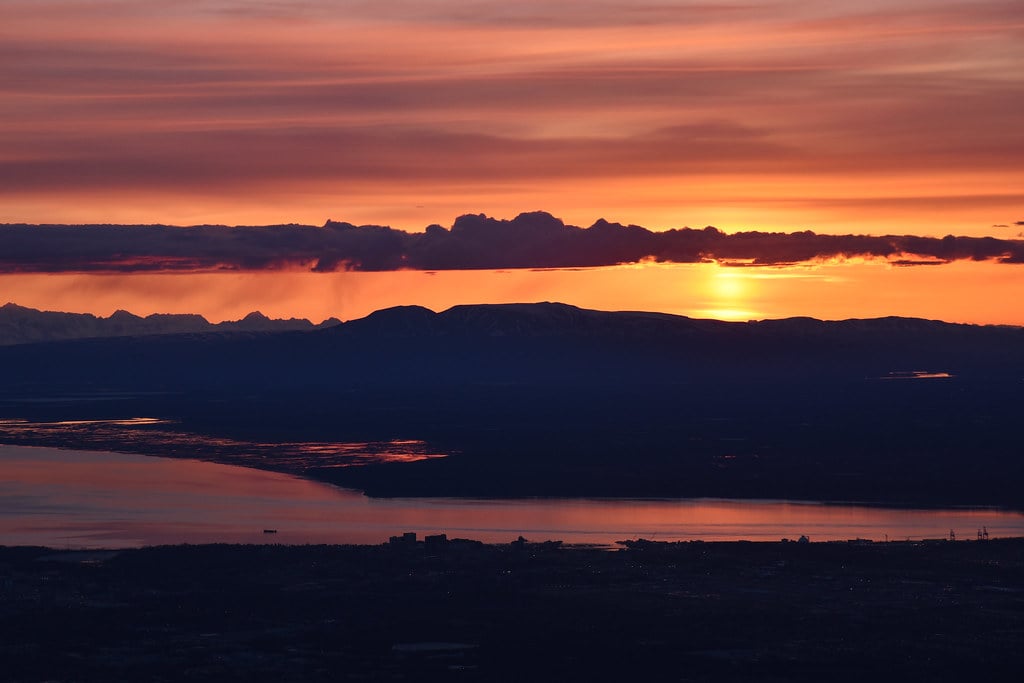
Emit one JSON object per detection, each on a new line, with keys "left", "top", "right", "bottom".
{"left": 3, "top": 299, "right": 1018, "bottom": 331}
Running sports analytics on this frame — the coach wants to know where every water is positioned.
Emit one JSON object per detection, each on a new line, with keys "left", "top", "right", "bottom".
{"left": 2, "top": 444, "right": 1021, "bottom": 549}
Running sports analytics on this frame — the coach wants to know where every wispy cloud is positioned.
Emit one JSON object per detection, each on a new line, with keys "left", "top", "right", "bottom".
{"left": 1, "top": 1, "right": 1022, "bottom": 230}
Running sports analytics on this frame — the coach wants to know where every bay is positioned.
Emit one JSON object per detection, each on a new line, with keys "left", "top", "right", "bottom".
{"left": 2, "top": 444, "right": 1021, "bottom": 549}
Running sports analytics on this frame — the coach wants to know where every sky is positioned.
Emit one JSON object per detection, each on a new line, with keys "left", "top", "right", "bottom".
{"left": 1, "top": 1, "right": 1022, "bottom": 324}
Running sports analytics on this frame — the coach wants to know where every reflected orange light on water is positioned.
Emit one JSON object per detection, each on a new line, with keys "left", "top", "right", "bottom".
{"left": 2, "top": 259, "right": 1022, "bottom": 326}
{"left": 3, "top": 445, "right": 1022, "bottom": 549}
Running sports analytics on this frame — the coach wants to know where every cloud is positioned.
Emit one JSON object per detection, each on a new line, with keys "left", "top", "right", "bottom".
{"left": 2, "top": 213, "right": 1023, "bottom": 273}
{"left": 2, "top": 0, "right": 1022, "bottom": 233}
{"left": 3, "top": 1, "right": 774, "bottom": 30}
{"left": 0, "top": 123, "right": 793, "bottom": 195}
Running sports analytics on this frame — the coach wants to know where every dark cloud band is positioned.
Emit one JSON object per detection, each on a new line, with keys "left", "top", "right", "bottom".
{"left": 2, "top": 212, "right": 1023, "bottom": 273}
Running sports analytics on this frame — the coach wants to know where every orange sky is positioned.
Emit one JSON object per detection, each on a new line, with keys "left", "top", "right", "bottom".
{"left": 1, "top": 1, "right": 1021, "bottom": 234}
{"left": 3, "top": 259, "right": 1022, "bottom": 326}
{"left": 1, "top": 2, "right": 1022, "bottom": 324}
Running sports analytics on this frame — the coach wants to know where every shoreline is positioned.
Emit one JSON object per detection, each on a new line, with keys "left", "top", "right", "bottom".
{"left": 7, "top": 535, "right": 1024, "bottom": 556}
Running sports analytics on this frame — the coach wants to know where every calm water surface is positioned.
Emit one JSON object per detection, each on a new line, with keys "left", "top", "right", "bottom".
{"left": 2, "top": 444, "right": 1022, "bottom": 549}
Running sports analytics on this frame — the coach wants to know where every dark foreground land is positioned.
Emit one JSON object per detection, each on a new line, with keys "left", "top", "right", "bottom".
{"left": 2, "top": 539, "right": 1023, "bottom": 682}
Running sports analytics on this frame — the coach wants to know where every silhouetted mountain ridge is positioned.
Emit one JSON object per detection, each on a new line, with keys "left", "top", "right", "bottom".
{"left": 334, "top": 301, "right": 997, "bottom": 342}
{"left": 3, "top": 299, "right": 1016, "bottom": 352}
{"left": 0, "top": 302, "right": 340, "bottom": 345}
{"left": 0, "top": 301, "right": 1017, "bottom": 392}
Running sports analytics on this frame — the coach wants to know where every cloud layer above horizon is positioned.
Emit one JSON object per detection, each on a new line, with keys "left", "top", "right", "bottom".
{"left": 1, "top": 1, "right": 1022, "bottom": 232}
{"left": 3, "top": 213, "right": 1023, "bottom": 273}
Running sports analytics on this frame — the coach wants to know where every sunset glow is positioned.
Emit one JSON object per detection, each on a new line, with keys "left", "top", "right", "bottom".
{"left": 3, "top": 257, "right": 1023, "bottom": 326}
{"left": 2, "top": 1, "right": 1022, "bottom": 235}
{"left": 2, "top": 2, "right": 1023, "bottom": 323}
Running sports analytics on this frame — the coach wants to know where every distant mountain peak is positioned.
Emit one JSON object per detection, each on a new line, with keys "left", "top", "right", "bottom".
{"left": 110, "top": 309, "right": 143, "bottom": 321}
{"left": 0, "top": 304, "right": 335, "bottom": 345}
{"left": 1, "top": 302, "right": 32, "bottom": 312}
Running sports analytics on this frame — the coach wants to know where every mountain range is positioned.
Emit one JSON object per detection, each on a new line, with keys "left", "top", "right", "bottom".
{"left": 2, "top": 300, "right": 1020, "bottom": 388}
{"left": 0, "top": 302, "right": 340, "bottom": 346}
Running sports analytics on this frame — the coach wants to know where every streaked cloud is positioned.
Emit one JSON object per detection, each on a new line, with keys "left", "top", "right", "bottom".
{"left": 2, "top": 213, "right": 1022, "bottom": 273}
{"left": 0, "top": 1, "right": 1021, "bottom": 232}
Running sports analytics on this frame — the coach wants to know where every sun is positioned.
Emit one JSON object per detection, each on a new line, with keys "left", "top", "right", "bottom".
{"left": 693, "top": 267, "right": 758, "bottom": 321}
{"left": 712, "top": 270, "right": 747, "bottom": 300}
